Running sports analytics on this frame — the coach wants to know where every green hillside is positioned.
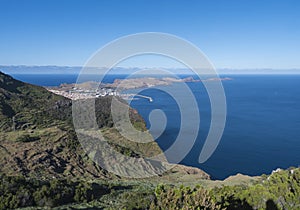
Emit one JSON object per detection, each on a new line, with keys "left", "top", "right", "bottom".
{"left": 0, "top": 72, "right": 71, "bottom": 131}
{"left": 0, "top": 71, "right": 166, "bottom": 179}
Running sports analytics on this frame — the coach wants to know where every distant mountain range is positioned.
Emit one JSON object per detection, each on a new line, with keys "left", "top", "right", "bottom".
{"left": 1, "top": 65, "right": 300, "bottom": 75}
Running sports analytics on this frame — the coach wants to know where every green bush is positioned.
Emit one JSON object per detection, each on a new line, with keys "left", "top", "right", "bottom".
{"left": 151, "top": 185, "right": 219, "bottom": 210}
{"left": 0, "top": 174, "right": 109, "bottom": 209}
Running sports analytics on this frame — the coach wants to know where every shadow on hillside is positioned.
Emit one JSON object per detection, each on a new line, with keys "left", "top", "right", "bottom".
{"left": 111, "top": 185, "right": 133, "bottom": 191}
{"left": 224, "top": 197, "right": 279, "bottom": 210}
{"left": 222, "top": 196, "right": 253, "bottom": 210}
{"left": 266, "top": 199, "right": 279, "bottom": 210}
{"left": 0, "top": 71, "right": 24, "bottom": 93}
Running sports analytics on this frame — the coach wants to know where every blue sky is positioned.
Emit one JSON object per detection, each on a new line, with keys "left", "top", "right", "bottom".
{"left": 0, "top": 0, "right": 300, "bottom": 69}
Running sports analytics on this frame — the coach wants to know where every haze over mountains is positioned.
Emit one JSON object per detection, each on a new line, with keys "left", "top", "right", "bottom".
{"left": 1, "top": 65, "right": 300, "bottom": 75}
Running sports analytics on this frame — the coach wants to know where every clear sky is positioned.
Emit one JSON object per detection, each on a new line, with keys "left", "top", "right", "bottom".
{"left": 0, "top": 0, "right": 300, "bottom": 69}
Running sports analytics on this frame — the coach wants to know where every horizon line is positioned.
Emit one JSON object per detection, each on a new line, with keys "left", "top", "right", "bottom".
{"left": 1, "top": 65, "right": 300, "bottom": 71}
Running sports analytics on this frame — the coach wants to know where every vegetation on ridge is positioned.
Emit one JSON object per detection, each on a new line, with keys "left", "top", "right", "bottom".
{"left": 149, "top": 167, "right": 300, "bottom": 210}
{"left": 0, "top": 166, "right": 298, "bottom": 209}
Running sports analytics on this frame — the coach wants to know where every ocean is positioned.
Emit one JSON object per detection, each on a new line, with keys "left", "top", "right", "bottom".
{"left": 11, "top": 74, "right": 300, "bottom": 179}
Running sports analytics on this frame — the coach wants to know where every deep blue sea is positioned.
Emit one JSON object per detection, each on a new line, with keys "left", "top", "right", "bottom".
{"left": 12, "top": 74, "right": 300, "bottom": 179}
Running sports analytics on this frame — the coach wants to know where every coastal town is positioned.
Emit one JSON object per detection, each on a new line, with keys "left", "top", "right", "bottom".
{"left": 46, "top": 76, "right": 232, "bottom": 101}
{"left": 47, "top": 87, "right": 154, "bottom": 102}
{"left": 47, "top": 87, "right": 120, "bottom": 100}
